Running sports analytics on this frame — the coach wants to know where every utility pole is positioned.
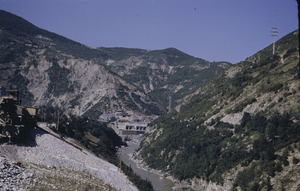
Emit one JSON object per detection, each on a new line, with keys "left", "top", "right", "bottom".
{"left": 56, "top": 111, "right": 60, "bottom": 132}
{"left": 168, "top": 95, "right": 172, "bottom": 112}
{"left": 271, "top": 27, "right": 278, "bottom": 55}
{"left": 118, "top": 147, "right": 122, "bottom": 172}
{"left": 42, "top": 108, "right": 46, "bottom": 122}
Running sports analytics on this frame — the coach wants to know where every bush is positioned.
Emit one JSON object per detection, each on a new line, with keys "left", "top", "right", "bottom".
{"left": 292, "top": 157, "right": 299, "bottom": 164}
{"left": 266, "top": 83, "right": 284, "bottom": 92}
{"left": 251, "top": 182, "right": 260, "bottom": 191}
{"left": 282, "top": 159, "right": 289, "bottom": 166}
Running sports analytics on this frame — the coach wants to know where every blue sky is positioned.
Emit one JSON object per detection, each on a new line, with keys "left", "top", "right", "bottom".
{"left": 1, "top": 0, "right": 298, "bottom": 63}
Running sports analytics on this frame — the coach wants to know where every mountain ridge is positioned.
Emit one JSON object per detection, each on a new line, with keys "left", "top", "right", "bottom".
{"left": 100, "top": 46, "right": 231, "bottom": 110}
{"left": 0, "top": 10, "right": 164, "bottom": 119}
{"left": 138, "top": 29, "right": 300, "bottom": 190}
{"left": 0, "top": 10, "right": 229, "bottom": 120}
{"left": 0, "top": 10, "right": 108, "bottom": 60}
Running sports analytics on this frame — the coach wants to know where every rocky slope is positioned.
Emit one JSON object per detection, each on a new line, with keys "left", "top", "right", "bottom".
{"left": 100, "top": 47, "right": 231, "bottom": 109}
{"left": 138, "top": 30, "right": 300, "bottom": 190}
{"left": 0, "top": 156, "right": 35, "bottom": 191}
{"left": 0, "top": 10, "right": 163, "bottom": 120}
{"left": 0, "top": 128, "right": 137, "bottom": 191}
{"left": 0, "top": 10, "right": 230, "bottom": 120}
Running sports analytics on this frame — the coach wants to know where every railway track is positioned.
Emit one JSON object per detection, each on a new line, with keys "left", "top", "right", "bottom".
{"left": 36, "top": 124, "right": 86, "bottom": 154}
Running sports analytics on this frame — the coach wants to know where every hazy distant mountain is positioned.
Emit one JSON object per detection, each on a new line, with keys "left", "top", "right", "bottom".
{"left": 138, "top": 30, "right": 300, "bottom": 190}
{"left": 100, "top": 47, "right": 231, "bottom": 110}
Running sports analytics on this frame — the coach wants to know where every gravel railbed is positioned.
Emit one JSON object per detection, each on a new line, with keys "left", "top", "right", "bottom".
{"left": 0, "top": 129, "right": 137, "bottom": 191}
{"left": 0, "top": 156, "right": 35, "bottom": 191}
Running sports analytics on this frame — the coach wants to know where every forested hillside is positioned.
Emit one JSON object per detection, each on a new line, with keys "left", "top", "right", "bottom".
{"left": 138, "top": 30, "right": 300, "bottom": 190}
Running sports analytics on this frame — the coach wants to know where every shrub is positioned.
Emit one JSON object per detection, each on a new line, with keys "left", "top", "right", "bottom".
{"left": 292, "top": 157, "right": 299, "bottom": 164}
{"left": 267, "top": 83, "right": 284, "bottom": 92}
{"left": 282, "top": 159, "right": 289, "bottom": 166}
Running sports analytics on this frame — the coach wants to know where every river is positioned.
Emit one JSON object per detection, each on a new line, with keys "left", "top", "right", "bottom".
{"left": 121, "top": 141, "right": 175, "bottom": 191}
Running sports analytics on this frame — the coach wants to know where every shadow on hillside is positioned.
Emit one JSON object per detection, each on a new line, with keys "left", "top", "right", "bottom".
{"left": 14, "top": 128, "right": 47, "bottom": 147}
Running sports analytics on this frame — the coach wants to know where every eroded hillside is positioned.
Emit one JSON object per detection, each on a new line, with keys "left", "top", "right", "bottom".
{"left": 0, "top": 10, "right": 163, "bottom": 119}
{"left": 101, "top": 47, "right": 231, "bottom": 110}
{"left": 0, "top": 10, "right": 229, "bottom": 120}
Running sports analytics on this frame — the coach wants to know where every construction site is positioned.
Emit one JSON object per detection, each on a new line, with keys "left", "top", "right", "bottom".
{"left": 0, "top": 90, "right": 38, "bottom": 142}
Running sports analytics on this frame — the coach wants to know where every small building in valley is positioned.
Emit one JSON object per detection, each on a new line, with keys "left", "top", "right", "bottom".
{"left": 117, "top": 122, "right": 148, "bottom": 140}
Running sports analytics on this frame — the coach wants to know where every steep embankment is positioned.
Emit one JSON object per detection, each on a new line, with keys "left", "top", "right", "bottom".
{"left": 0, "top": 128, "right": 138, "bottom": 191}
{"left": 138, "top": 30, "right": 300, "bottom": 190}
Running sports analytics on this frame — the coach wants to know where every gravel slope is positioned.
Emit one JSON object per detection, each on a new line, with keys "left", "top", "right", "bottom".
{"left": 0, "top": 129, "right": 138, "bottom": 191}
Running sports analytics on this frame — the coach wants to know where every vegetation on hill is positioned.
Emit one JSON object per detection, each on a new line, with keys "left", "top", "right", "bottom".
{"left": 140, "top": 112, "right": 299, "bottom": 187}
{"left": 138, "top": 30, "right": 300, "bottom": 190}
